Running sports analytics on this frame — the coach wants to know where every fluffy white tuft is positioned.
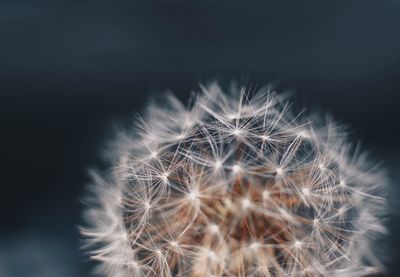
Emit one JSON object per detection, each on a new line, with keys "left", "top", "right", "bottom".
{"left": 82, "top": 83, "right": 386, "bottom": 277}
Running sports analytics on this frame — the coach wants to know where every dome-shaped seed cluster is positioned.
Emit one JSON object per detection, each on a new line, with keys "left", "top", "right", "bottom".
{"left": 82, "top": 83, "right": 386, "bottom": 277}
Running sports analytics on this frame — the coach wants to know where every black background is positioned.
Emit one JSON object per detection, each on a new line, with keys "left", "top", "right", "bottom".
{"left": 1, "top": 1, "right": 400, "bottom": 276}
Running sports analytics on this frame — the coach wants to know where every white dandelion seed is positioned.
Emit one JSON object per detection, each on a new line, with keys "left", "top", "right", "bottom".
{"left": 82, "top": 82, "right": 387, "bottom": 277}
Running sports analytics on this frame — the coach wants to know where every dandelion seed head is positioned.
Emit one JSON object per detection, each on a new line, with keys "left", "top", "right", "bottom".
{"left": 249, "top": 242, "right": 260, "bottom": 250}
{"left": 160, "top": 171, "right": 169, "bottom": 183}
{"left": 232, "top": 164, "right": 241, "bottom": 174}
{"left": 298, "top": 130, "right": 308, "bottom": 138}
{"left": 82, "top": 82, "right": 387, "bottom": 277}
{"left": 187, "top": 188, "right": 199, "bottom": 202}
{"left": 275, "top": 167, "right": 284, "bottom": 175}
{"left": 176, "top": 133, "right": 185, "bottom": 140}
{"left": 214, "top": 160, "right": 222, "bottom": 170}
{"left": 149, "top": 151, "right": 158, "bottom": 159}
{"left": 208, "top": 223, "right": 220, "bottom": 234}
{"left": 232, "top": 128, "right": 242, "bottom": 136}
{"left": 241, "top": 197, "right": 252, "bottom": 210}
{"left": 294, "top": 240, "right": 303, "bottom": 249}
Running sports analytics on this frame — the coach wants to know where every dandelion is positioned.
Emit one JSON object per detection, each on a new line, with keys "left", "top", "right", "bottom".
{"left": 81, "top": 83, "right": 386, "bottom": 276}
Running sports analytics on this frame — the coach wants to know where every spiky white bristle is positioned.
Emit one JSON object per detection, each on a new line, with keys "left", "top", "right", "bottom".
{"left": 81, "top": 83, "right": 386, "bottom": 277}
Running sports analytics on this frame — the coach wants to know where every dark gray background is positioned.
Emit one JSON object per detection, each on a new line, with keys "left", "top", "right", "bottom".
{"left": 1, "top": 0, "right": 399, "bottom": 276}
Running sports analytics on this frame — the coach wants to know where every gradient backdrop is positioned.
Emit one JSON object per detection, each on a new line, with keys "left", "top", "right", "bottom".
{"left": 1, "top": 1, "right": 400, "bottom": 276}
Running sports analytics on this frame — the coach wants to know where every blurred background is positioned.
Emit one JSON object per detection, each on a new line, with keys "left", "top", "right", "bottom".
{"left": 1, "top": 0, "right": 400, "bottom": 276}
